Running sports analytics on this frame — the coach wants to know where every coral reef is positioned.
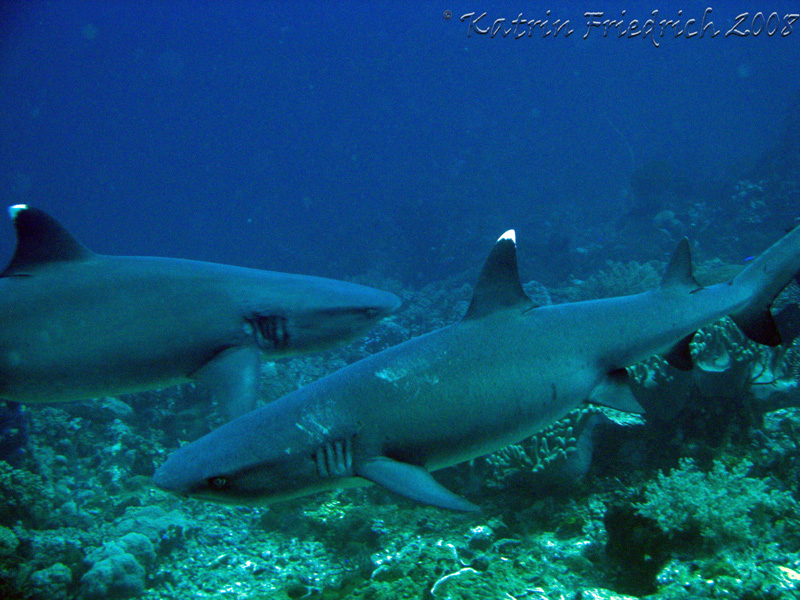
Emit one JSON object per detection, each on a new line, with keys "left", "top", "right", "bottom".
{"left": 0, "top": 460, "right": 55, "bottom": 528}
{"left": 552, "top": 259, "right": 663, "bottom": 303}
{"left": 484, "top": 406, "right": 621, "bottom": 490}
{"left": 635, "top": 458, "right": 794, "bottom": 548}
{"left": 79, "top": 551, "right": 145, "bottom": 600}
{"left": 27, "top": 562, "right": 72, "bottom": 600}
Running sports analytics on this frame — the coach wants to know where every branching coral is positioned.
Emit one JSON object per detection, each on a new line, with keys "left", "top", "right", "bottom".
{"left": 555, "top": 260, "right": 664, "bottom": 303}
{"left": 486, "top": 407, "right": 612, "bottom": 487}
{"left": 635, "top": 458, "right": 794, "bottom": 548}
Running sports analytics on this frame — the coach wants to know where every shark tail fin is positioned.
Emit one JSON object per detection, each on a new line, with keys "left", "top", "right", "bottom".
{"left": 730, "top": 225, "right": 800, "bottom": 346}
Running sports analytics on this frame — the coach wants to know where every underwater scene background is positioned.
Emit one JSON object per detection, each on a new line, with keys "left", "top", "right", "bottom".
{"left": 2, "top": 1, "right": 800, "bottom": 598}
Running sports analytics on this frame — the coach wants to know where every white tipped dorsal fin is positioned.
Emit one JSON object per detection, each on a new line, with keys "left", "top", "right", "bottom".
{"left": 498, "top": 229, "right": 516, "bottom": 244}
{"left": 464, "top": 229, "right": 533, "bottom": 320}
{"left": 1, "top": 205, "right": 94, "bottom": 277}
{"left": 8, "top": 205, "right": 28, "bottom": 219}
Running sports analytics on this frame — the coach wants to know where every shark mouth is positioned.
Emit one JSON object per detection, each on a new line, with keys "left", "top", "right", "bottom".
{"left": 314, "top": 438, "right": 353, "bottom": 478}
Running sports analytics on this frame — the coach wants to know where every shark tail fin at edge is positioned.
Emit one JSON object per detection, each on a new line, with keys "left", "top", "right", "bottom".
{"left": 730, "top": 224, "right": 800, "bottom": 346}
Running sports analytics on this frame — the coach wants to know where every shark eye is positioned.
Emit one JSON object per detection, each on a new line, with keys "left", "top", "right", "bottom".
{"left": 208, "top": 476, "right": 229, "bottom": 490}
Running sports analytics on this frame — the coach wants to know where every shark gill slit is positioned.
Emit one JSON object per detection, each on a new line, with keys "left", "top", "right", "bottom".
{"left": 250, "top": 315, "right": 289, "bottom": 350}
{"left": 314, "top": 438, "right": 353, "bottom": 478}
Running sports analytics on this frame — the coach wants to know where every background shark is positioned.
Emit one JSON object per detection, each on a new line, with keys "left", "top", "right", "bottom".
{"left": 0, "top": 205, "right": 400, "bottom": 419}
{"left": 154, "top": 225, "right": 800, "bottom": 510}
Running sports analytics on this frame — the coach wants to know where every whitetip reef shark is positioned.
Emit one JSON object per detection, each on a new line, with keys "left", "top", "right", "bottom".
{"left": 0, "top": 205, "right": 400, "bottom": 418}
{"left": 154, "top": 225, "right": 800, "bottom": 510}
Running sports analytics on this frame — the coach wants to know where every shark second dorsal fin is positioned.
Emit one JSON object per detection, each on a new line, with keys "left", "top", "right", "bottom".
{"left": 660, "top": 238, "right": 702, "bottom": 291}
{"left": 464, "top": 230, "right": 533, "bottom": 320}
{"left": 1, "top": 205, "right": 94, "bottom": 277}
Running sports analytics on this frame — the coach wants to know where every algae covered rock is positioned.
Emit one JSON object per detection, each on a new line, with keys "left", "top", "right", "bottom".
{"left": 112, "top": 505, "right": 194, "bottom": 550}
{"left": 0, "top": 525, "right": 18, "bottom": 556}
{"left": 0, "top": 460, "right": 55, "bottom": 527}
{"left": 79, "top": 552, "right": 145, "bottom": 600}
{"left": 27, "top": 562, "right": 73, "bottom": 600}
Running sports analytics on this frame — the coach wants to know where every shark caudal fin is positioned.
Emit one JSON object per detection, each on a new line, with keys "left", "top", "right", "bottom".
{"left": 730, "top": 225, "right": 800, "bottom": 346}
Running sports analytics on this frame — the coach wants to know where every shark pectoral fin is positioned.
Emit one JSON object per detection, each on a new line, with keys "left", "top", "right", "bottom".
{"left": 663, "top": 332, "right": 696, "bottom": 371}
{"left": 192, "top": 346, "right": 260, "bottom": 420}
{"left": 356, "top": 456, "right": 479, "bottom": 512}
{"left": 588, "top": 369, "right": 645, "bottom": 414}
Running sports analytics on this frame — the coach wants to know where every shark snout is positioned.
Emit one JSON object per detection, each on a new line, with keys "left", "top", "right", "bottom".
{"left": 152, "top": 455, "right": 190, "bottom": 497}
{"left": 281, "top": 286, "right": 401, "bottom": 353}
{"left": 153, "top": 433, "right": 220, "bottom": 498}
{"left": 358, "top": 288, "right": 402, "bottom": 317}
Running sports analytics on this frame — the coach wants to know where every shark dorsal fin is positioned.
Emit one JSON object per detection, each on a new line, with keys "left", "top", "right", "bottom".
{"left": 464, "top": 230, "right": 532, "bottom": 320}
{"left": 660, "top": 238, "right": 701, "bottom": 291}
{"left": 1, "top": 205, "right": 94, "bottom": 277}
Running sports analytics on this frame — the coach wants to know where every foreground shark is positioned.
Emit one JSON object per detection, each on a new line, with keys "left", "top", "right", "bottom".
{"left": 0, "top": 205, "right": 400, "bottom": 418}
{"left": 155, "top": 225, "right": 800, "bottom": 510}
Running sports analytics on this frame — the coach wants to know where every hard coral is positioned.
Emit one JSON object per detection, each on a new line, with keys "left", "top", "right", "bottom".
{"left": 0, "top": 461, "right": 55, "bottom": 528}
{"left": 635, "top": 458, "right": 794, "bottom": 549}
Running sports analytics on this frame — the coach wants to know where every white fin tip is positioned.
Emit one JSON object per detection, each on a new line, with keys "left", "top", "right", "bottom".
{"left": 497, "top": 229, "right": 516, "bottom": 244}
{"left": 8, "top": 205, "right": 28, "bottom": 219}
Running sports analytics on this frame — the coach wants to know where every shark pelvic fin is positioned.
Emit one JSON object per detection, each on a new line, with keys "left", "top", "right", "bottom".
{"left": 728, "top": 225, "right": 800, "bottom": 346}
{"left": 191, "top": 345, "right": 261, "bottom": 420}
{"left": 1, "top": 205, "right": 94, "bottom": 277}
{"left": 730, "top": 309, "right": 782, "bottom": 346}
{"left": 464, "top": 229, "right": 533, "bottom": 320}
{"left": 587, "top": 369, "right": 645, "bottom": 414}
{"left": 356, "top": 456, "right": 479, "bottom": 511}
{"left": 663, "top": 332, "right": 696, "bottom": 371}
{"left": 775, "top": 302, "right": 800, "bottom": 345}
{"left": 660, "top": 238, "right": 702, "bottom": 291}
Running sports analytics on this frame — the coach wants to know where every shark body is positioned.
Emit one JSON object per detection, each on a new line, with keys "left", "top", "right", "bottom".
{"left": 154, "top": 226, "right": 800, "bottom": 510}
{"left": 0, "top": 205, "right": 400, "bottom": 418}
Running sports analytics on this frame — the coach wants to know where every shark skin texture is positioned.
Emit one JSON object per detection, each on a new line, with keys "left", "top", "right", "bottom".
{"left": 0, "top": 205, "right": 400, "bottom": 419}
{"left": 154, "top": 225, "right": 800, "bottom": 511}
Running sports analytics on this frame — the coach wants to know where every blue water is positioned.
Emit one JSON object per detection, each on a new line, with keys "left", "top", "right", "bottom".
{"left": 0, "top": 0, "right": 798, "bottom": 283}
